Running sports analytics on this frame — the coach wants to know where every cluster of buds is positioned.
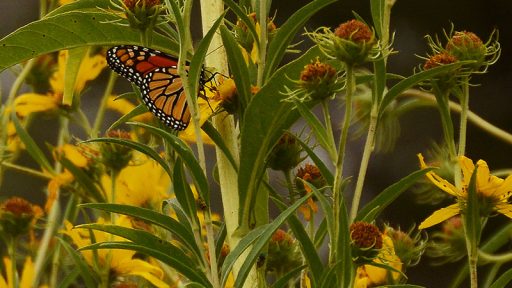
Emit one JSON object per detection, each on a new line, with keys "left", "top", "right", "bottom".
{"left": 267, "top": 132, "right": 303, "bottom": 172}
{"left": 0, "top": 197, "right": 42, "bottom": 239}
{"left": 422, "top": 27, "right": 500, "bottom": 88}
{"left": 119, "top": 0, "right": 162, "bottom": 32}
{"left": 233, "top": 12, "right": 277, "bottom": 63}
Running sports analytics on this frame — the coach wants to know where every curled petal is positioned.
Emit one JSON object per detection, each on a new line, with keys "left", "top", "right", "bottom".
{"left": 418, "top": 154, "right": 461, "bottom": 197}
{"left": 418, "top": 203, "right": 461, "bottom": 229}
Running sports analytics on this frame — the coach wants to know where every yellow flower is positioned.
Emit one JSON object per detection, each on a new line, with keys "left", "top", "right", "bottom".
{"left": 418, "top": 153, "right": 512, "bottom": 229}
{"left": 101, "top": 154, "right": 170, "bottom": 207}
{"left": 354, "top": 234, "right": 403, "bottom": 288}
{"left": 14, "top": 50, "right": 106, "bottom": 117}
{"left": 107, "top": 96, "right": 154, "bottom": 123}
{"left": 62, "top": 216, "right": 170, "bottom": 288}
{"left": 0, "top": 257, "right": 48, "bottom": 288}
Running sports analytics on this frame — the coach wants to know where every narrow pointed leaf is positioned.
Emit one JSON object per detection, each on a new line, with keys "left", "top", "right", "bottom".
{"left": 294, "top": 136, "right": 334, "bottom": 186}
{"left": 63, "top": 47, "right": 88, "bottom": 106}
{"left": 201, "top": 121, "right": 238, "bottom": 171}
{"left": 11, "top": 112, "right": 53, "bottom": 173}
{"left": 489, "top": 268, "right": 512, "bottom": 288}
{"left": 270, "top": 265, "right": 306, "bottom": 288}
{"left": 79, "top": 203, "right": 200, "bottom": 259}
{"left": 172, "top": 159, "right": 200, "bottom": 223}
{"left": 294, "top": 100, "right": 334, "bottom": 159}
{"left": 356, "top": 168, "right": 433, "bottom": 222}
{"left": 127, "top": 122, "right": 210, "bottom": 204}
{"left": 108, "top": 103, "right": 148, "bottom": 131}
{"left": 58, "top": 238, "right": 97, "bottom": 288}
{"left": 223, "top": 0, "right": 259, "bottom": 49}
{"left": 82, "top": 137, "right": 171, "bottom": 178}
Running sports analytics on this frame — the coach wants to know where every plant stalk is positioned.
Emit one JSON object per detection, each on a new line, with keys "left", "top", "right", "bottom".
{"left": 92, "top": 71, "right": 117, "bottom": 137}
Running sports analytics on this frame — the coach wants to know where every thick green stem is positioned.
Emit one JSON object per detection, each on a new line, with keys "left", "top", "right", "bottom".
{"left": 204, "top": 211, "right": 220, "bottom": 287}
{"left": 331, "top": 64, "right": 354, "bottom": 263}
{"left": 350, "top": 105, "right": 378, "bottom": 221}
{"left": 92, "top": 71, "right": 117, "bottom": 137}
{"left": 256, "top": 0, "right": 268, "bottom": 86}
{"left": 8, "top": 237, "right": 18, "bottom": 288}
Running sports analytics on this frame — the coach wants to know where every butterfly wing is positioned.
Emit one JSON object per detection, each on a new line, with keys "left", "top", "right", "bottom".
{"left": 106, "top": 45, "right": 179, "bottom": 86}
{"left": 141, "top": 67, "right": 191, "bottom": 131}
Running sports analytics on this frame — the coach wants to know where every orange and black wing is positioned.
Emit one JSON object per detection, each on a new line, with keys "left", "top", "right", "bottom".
{"left": 141, "top": 67, "right": 191, "bottom": 131}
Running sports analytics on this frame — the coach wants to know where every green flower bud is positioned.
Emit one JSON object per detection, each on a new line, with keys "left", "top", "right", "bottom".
{"left": 267, "top": 133, "right": 303, "bottom": 171}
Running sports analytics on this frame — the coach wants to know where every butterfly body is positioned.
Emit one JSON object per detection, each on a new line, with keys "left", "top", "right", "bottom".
{"left": 106, "top": 45, "right": 205, "bottom": 131}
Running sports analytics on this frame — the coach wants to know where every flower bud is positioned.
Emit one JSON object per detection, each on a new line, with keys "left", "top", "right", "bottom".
{"left": 267, "top": 132, "right": 303, "bottom": 171}
{"left": 385, "top": 226, "right": 427, "bottom": 267}
{"left": 426, "top": 216, "right": 467, "bottom": 265}
{"left": 0, "top": 197, "right": 42, "bottom": 238}
{"left": 122, "top": 0, "right": 162, "bottom": 32}
{"left": 100, "top": 130, "right": 133, "bottom": 173}
{"left": 446, "top": 31, "right": 486, "bottom": 70}
{"left": 298, "top": 59, "right": 339, "bottom": 101}
{"left": 295, "top": 163, "right": 326, "bottom": 196}
{"left": 350, "top": 221, "right": 383, "bottom": 264}
{"left": 266, "top": 229, "right": 303, "bottom": 275}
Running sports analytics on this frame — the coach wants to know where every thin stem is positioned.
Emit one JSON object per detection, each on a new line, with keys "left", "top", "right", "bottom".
{"left": 350, "top": 104, "right": 378, "bottom": 220}
{"left": 284, "top": 169, "right": 296, "bottom": 204}
{"left": 458, "top": 79, "right": 470, "bottom": 157}
{"left": 8, "top": 237, "right": 18, "bottom": 288}
{"left": 401, "top": 89, "right": 512, "bottom": 145}
{"left": 0, "top": 59, "right": 36, "bottom": 187}
{"left": 257, "top": 0, "right": 268, "bottom": 86}
{"left": 0, "top": 162, "right": 52, "bottom": 180}
{"left": 478, "top": 250, "right": 512, "bottom": 264}
{"left": 331, "top": 64, "right": 354, "bottom": 264}
{"left": 321, "top": 100, "right": 337, "bottom": 163}
{"left": 204, "top": 211, "right": 220, "bottom": 288}
{"left": 34, "top": 116, "right": 68, "bottom": 287}
{"left": 92, "top": 71, "right": 117, "bottom": 137}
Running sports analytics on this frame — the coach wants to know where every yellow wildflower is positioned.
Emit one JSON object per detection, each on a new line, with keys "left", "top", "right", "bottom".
{"left": 418, "top": 153, "right": 512, "bottom": 229}
{"left": 0, "top": 257, "right": 48, "bottom": 288}
{"left": 63, "top": 216, "right": 170, "bottom": 288}
{"left": 14, "top": 50, "right": 106, "bottom": 117}
{"left": 101, "top": 154, "right": 170, "bottom": 207}
{"left": 354, "top": 234, "right": 403, "bottom": 287}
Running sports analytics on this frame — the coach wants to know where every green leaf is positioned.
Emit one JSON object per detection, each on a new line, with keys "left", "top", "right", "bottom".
{"left": 489, "top": 268, "right": 512, "bottom": 288}
{"left": 379, "top": 62, "right": 464, "bottom": 117}
{"left": 63, "top": 47, "right": 88, "bottom": 106}
{"left": 59, "top": 156, "right": 105, "bottom": 203}
{"left": 80, "top": 240, "right": 211, "bottom": 287}
{"left": 370, "top": 0, "right": 385, "bottom": 40}
{"left": 221, "top": 193, "right": 312, "bottom": 287}
{"left": 355, "top": 168, "right": 433, "bottom": 222}
{"left": 45, "top": 0, "right": 114, "bottom": 17}
{"left": 294, "top": 136, "right": 334, "bottom": 186}
{"left": 107, "top": 103, "right": 148, "bottom": 131}
{"left": 58, "top": 238, "right": 97, "bottom": 288}
{"left": 11, "top": 112, "right": 54, "bottom": 173}
{"left": 223, "top": 0, "right": 259, "bottom": 51}
{"left": 337, "top": 194, "right": 353, "bottom": 288}
{"left": 220, "top": 25, "right": 252, "bottom": 112}
{"left": 270, "top": 194, "right": 324, "bottom": 285}
{"left": 238, "top": 46, "right": 323, "bottom": 228}
{"left": 79, "top": 203, "right": 200, "bottom": 259}
{"left": 270, "top": 265, "right": 306, "bottom": 288}
{"left": 201, "top": 121, "right": 238, "bottom": 171}
{"left": 172, "top": 159, "right": 200, "bottom": 224}
{"left": 0, "top": 10, "right": 179, "bottom": 71}
{"left": 294, "top": 100, "right": 335, "bottom": 160}
{"left": 82, "top": 137, "right": 172, "bottom": 178}
{"left": 188, "top": 12, "right": 225, "bottom": 108}
{"left": 263, "top": 0, "right": 337, "bottom": 81}
{"left": 465, "top": 166, "right": 481, "bottom": 248}
{"left": 128, "top": 122, "right": 210, "bottom": 204}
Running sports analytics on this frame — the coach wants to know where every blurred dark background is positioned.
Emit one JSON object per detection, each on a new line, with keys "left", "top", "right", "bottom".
{"left": 2, "top": 0, "right": 512, "bottom": 287}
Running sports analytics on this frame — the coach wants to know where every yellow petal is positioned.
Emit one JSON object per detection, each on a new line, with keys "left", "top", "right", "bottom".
{"left": 418, "top": 203, "right": 461, "bottom": 229}
{"left": 19, "top": 257, "right": 34, "bottom": 288}
{"left": 179, "top": 88, "right": 221, "bottom": 144}
{"left": 107, "top": 96, "right": 153, "bottom": 122}
{"left": 60, "top": 144, "right": 88, "bottom": 168}
{"left": 495, "top": 202, "right": 512, "bottom": 218}
{"left": 14, "top": 93, "right": 59, "bottom": 117}
{"left": 418, "top": 153, "right": 461, "bottom": 197}
{"left": 495, "top": 174, "right": 512, "bottom": 200}
{"left": 75, "top": 53, "right": 106, "bottom": 92}
{"left": 116, "top": 259, "right": 169, "bottom": 288}
{"left": 459, "top": 156, "right": 475, "bottom": 187}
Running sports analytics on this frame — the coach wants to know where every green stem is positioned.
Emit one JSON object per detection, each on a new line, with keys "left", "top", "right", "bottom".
{"left": 321, "top": 100, "right": 337, "bottom": 163}
{"left": 0, "top": 59, "right": 36, "bottom": 187}
{"left": 0, "top": 162, "right": 52, "bottom": 180}
{"left": 284, "top": 169, "right": 296, "bottom": 204}
{"left": 331, "top": 64, "right": 354, "bottom": 264}
{"left": 92, "top": 71, "right": 117, "bottom": 137}
{"left": 204, "top": 210, "right": 220, "bottom": 287}
{"left": 400, "top": 89, "right": 512, "bottom": 145}
{"left": 458, "top": 79, "right": 470, "bottom": 157}
{"left": 433, "top": 87, "right": 457, "bottom": 159}
{"left": 35, "top": 116, "right": 68, "bottom": 288}
{"left": 350, "top": 104, "right": 378, "bottom": 220}
{"left": 8, "top": 237, "right": 18, "bottom": 288}
{"left": 256, "top": 0, "right": 268, "bottom": 86}
{"left": 478, "top": 250, "right": 512, "bottom": 264}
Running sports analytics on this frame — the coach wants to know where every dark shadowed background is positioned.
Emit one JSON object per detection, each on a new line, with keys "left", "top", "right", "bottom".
{"left": 2, "top": 0, "right": 512, "bottom": 287}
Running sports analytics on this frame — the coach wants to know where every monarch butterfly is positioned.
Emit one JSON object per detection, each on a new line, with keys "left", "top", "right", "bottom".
{"left": 106, "top": 45, "right": 213, "bottom": 131}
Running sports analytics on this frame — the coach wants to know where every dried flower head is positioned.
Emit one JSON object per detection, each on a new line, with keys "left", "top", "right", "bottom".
{"left": 297, "top": 58, "right": 340, "bottom": 101}
{"left": 295, "top": 163, "right": 326, "bottom": 196}
{"left": 309, "top": 19, "right": 379, "bottom": 65}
